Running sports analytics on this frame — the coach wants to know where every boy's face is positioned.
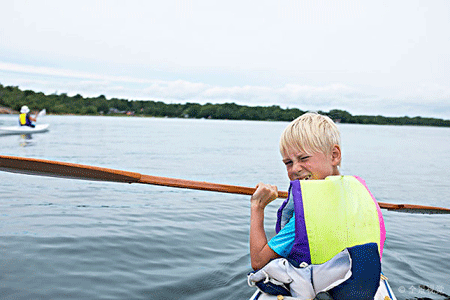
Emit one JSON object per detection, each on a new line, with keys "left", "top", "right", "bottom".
{"left": 281, "top": 145, "right": 341, "bottom": 181}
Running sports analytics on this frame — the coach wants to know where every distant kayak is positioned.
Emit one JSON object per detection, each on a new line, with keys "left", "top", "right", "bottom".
{"left": 0, "top": 124, "right": 50, "bottom": 135}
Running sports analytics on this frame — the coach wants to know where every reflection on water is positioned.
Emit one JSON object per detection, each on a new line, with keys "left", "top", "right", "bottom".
{"left": 19, "top": 133, "right": 34, "bottom": 147}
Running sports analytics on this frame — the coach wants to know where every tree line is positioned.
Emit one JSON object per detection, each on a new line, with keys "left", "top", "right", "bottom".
{"left": 1, "top": 83, "right": 449, "bottom": 127}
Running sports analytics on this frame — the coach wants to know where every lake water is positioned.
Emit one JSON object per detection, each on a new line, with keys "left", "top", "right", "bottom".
{"left": 1, "top": 115, "right": 449, "bottom": 300}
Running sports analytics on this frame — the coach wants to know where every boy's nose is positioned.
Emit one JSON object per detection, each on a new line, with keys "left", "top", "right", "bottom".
{"left": 292, "top": 161, "right": 303, "bottom": 172}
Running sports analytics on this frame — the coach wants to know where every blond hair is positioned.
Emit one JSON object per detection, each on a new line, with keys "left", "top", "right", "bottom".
{"left": 280, "top": 112, "right": 341, "bottom": 158}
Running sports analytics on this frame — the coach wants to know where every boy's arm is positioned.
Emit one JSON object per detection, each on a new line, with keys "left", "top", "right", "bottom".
{"left": 250, "top": 183, "right": 281, "bottom": 270}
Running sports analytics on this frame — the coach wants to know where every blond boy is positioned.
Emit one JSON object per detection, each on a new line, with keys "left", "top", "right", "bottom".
{"left": 249, "top": 113, "right": 385, "bottom": 299}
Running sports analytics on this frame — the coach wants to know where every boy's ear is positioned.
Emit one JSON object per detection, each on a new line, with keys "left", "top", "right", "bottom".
{"left": 331, "top": 145, "right": 341, "bottom": 165}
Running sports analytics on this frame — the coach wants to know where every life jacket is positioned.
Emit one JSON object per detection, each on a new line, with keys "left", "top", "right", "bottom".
{"left": 248, "top": 243, "right": 382, "bottom": 299}
{"left": 276, "top": 175, "right": 385, "bottom": 266}
{"left": 19, "top": 113, "right": 31, "bottom": 126}
{"left": 248, "top": 176, "right": 386, "bottom": 299}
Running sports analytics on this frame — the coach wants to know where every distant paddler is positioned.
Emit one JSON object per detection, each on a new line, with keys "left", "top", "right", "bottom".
{"left": 19, "top": 106, "right": 37, "bottom": 128}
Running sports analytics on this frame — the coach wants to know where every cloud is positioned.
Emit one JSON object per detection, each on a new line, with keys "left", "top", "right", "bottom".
{"left": 1, "top": 61, "right": 449, "bottom": 119}
{"left": 2, "top": 1, "right": 450, "bottom": 119}
{"left": 142, "top": 80, "right": 210, "bottom": 100}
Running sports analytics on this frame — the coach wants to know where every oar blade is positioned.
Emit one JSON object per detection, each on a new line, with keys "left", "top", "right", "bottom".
{"left": 0, "top": 155, "right": 141, "bottom": 183}
{"left": 37, "top": 109, "right": 46, "bottom": 118}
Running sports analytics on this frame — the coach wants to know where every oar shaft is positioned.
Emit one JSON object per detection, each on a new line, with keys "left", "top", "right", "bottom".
{"left": 139, "top": 174, "right": 289, "bottom": 198}
{"left": 1, "top": 155, "right": 449, "bottom": 214}
{"left": 377, "top": 202, "right": 450, "bottom": 214}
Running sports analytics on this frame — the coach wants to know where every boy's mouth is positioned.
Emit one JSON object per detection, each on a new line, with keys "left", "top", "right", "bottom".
{"left": 300, "top": 174, "right": 312, "bottom": 180}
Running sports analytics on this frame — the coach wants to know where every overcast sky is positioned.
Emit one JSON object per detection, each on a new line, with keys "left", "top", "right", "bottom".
{"left": 1, "top": 0, "right": 450, "bottom": 119}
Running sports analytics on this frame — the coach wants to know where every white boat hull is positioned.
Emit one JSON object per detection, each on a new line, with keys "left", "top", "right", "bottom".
{"left": 0, "top": 124, "right": 50, "bottom": 135}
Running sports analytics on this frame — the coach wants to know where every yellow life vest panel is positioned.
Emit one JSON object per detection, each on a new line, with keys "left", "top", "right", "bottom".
{"left": 19, "top": 113, "right": 27, "bottom": 125}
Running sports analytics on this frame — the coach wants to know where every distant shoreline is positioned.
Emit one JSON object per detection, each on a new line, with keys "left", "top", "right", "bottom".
{"left": 1, "top": 83, "right": 449, "bottom": 127}
{"left": 0, "top": 107, "right": 16, "bottom": 114}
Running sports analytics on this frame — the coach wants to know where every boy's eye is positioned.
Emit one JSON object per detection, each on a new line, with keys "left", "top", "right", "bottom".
{"left": 283, "top": 160, "right": 293, "bottom": 166}
{"left": 299, "top": 156, "right": 310, "bottom": 161}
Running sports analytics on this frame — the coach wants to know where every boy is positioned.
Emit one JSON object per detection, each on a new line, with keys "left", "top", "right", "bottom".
{"left": 249, "top": 113, "right": 385, "bottom": 299}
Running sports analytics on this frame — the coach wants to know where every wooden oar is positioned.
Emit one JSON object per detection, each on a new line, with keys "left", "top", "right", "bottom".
{"left": 1, "top": 155, "right": 449, "bottom": 214}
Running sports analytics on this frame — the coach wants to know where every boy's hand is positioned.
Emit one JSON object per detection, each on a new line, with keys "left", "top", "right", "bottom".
{"left": 251, "top": 183, "right": 278, "bottom": 210}
{"left": 249, "top": 183, "right": 280, "bottom": 269}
